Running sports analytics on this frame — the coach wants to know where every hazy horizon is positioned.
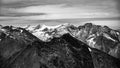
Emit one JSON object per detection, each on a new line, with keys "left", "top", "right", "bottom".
{"left": 0, "top": 18, "right": 120, "bottom": 29}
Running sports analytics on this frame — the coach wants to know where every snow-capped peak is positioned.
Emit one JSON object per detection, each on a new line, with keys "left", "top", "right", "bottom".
{"left": 39, "top": 24, "right": 61, "bottom": 31}
{"left": 24, "top": 23, "right": 76, "bottom": 42}
{"left": 23, "top": 25, "right": 35, "bottom": 31}
{"left": 24, "top": 23, "right": 72, "bottom": 32}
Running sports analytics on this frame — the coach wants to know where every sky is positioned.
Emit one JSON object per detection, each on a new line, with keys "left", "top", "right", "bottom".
{"left": 0, "top": 0, "right": 120, "bottom": 29}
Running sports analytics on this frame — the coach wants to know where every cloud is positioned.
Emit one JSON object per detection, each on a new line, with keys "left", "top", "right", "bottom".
{"left": 0, "top": 0, "right": 119, "bottom": 20}
{"left": 5, "top": 4, "right": 117, "bottom": 20}
{"left": 0, "top": 0, "right": 119, "bottom": 28}
{"left": 1, "top": 0, "right": 22, "bottom": 4}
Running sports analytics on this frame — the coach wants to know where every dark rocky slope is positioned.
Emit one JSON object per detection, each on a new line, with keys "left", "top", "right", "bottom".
{"left": 62, "top": 34, "right": 120, "bottom": 68}
{"left": 0, "top": 26, "right": 39, "bottom": 68}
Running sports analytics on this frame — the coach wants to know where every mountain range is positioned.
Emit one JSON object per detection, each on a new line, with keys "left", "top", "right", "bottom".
{"left": 24, "top": 23, "right": 120, "bottom": 59}
{"left": 0, "top": 23, "right": 120, "bottom": 68}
